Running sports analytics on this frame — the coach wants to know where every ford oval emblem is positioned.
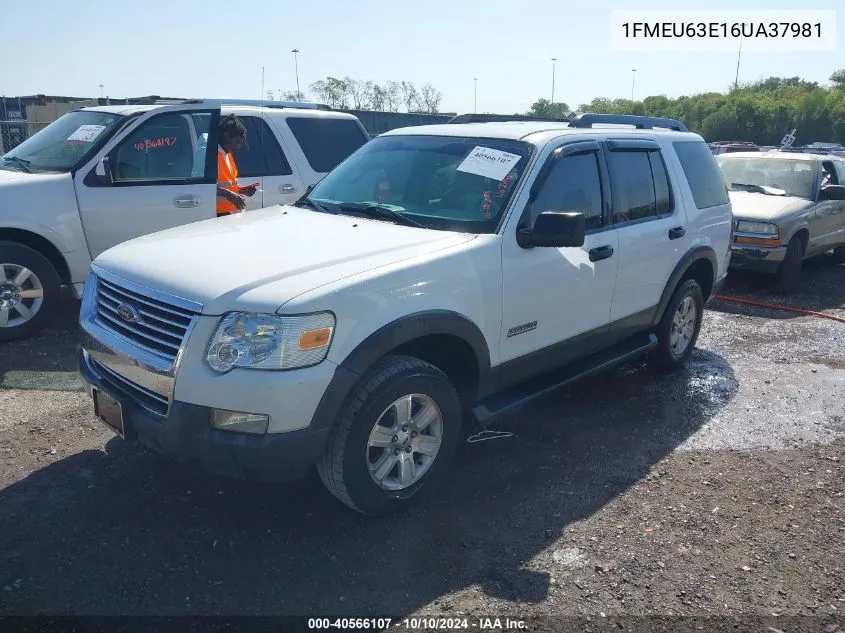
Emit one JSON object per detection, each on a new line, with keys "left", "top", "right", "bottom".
{"left": 116, "top": 302, "right": 142, "bottom": 324}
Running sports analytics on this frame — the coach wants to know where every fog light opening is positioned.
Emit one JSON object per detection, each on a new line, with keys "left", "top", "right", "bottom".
{"left": 210, "top": 409, "right": 269, "bottom": 435}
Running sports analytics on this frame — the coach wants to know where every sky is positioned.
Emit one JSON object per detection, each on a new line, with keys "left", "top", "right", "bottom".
{"left": 1, "top": 0, "right": 842, "bottom": 115}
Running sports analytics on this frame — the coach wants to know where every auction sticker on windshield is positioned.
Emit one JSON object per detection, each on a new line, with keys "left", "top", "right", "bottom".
{"left": 457, "top": 146, "right": 521, "bottom": 181}
{"left": 66, "top": 125, "right": 107, "bottom": 143}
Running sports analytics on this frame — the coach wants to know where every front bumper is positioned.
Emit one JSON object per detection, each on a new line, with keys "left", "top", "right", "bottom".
{"left": 78, "top": 346, "right": 332, "bottom": 482}
{"left": 729, "top": 244, "right": 787, "bottom": 274}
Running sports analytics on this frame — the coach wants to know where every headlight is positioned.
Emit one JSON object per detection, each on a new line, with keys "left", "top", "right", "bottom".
{"left": 205, "top": 311, "right": 335, "bottom": 373}
{"left": 736, "top": 221, "right": 778, "bottom": 236}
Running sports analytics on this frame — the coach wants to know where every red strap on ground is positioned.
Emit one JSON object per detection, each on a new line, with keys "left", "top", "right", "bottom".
{"left": 713, "top": 294, "right": 845, "bottom": 325}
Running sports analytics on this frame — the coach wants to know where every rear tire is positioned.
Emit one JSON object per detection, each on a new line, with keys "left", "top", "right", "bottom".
{"left": 772, "top": 237, "right": 803, "bottom": 293}
{"left": 833, "top": 246, "right": 845, "bottom": 265}
{"left": 0, "top": 242, "right": 61, "bottom": 343}
{"left": 649, "top": 279, "right": 704, "bottom": 373}
{"left": 317, "top": 355, "right": 462, "bottom": 515}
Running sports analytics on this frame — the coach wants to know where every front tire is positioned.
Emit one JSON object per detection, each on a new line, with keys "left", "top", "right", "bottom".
{"left": 317, "top": 355, "right": 462, "bottom": 515}
{"left": 773, "top": 236, "right": 803, "bottom": 293}
{"left": 649, "top": 278, "right": 704, "bottom": 372}
{"left": 0, "top": 242, "right": 61, "bottom": 343}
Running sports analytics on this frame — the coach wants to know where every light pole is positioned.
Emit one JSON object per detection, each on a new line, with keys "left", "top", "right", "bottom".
{"left": 474, "top": 78, "right": 477, "bottom": 113}
{"left": 98, "top": 84, "right": 104, "bottom": 99}
{"left": 551, "top": 58, "right": 557, "bottom": 105}
{"left": 291, "top": 49, "right": 301, "bottom": 100}
{"left": 631, "top": 69, "right": 637, "bottom": 102}
{"left": 734, "top": 36, "right": 743, "bottom": 90}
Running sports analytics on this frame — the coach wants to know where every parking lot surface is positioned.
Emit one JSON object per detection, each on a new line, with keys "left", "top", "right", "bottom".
{"left": 1, "top": 257, "right": 843, "bottom": 620}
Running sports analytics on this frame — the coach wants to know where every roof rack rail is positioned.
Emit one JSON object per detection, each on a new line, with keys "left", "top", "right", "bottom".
{"left": 153, "top": 98, "right": 204, "bottom": 105}
{"left": 152, "top": 98, "right": 330, "bottom": 110}
{"left": 709, "top": 140, "right": 758, "bottom": 146}
{"left": 567, "top": 113, "right": 689, "bottom": 132}
{"left": 447, "top": 113, "right": 571, "bottom": 124}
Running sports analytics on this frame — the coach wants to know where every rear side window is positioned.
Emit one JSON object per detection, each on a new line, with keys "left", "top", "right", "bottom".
{"left": 608, "top": 151, "right": 657, "bottom": 223}
{"left": 286, "top": 117, "right": 368, "bottom": 173}
{"left": 673, "top": 140, "right": 730, "bottom": 209}
{"left": 233, "top": 116, "right": 293, "bottom": 177}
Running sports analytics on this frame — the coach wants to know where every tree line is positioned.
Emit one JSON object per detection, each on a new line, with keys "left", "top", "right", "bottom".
{"left": 528, "top": 69, "right": 845, "bottom": 146}
{"left": 267, "top": 77, "right": 443, "bottom": 114}
{"left": 265, "top": 68, "right": 845, "bottom": 145}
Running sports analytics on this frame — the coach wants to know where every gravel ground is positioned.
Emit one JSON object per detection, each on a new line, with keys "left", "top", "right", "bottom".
{"left": 0, "top": 255, "right": 844, "bottom": 629}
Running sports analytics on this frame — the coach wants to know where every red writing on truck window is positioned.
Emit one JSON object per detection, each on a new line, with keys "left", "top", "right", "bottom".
{"left": 482, "top": 190, "right": 493, "bottom": 218}
{"left": 134, "top": 137, "right": 177, "bottom": 151}
{"left": 498, "top": 175, "right": 512, "bottom": 198}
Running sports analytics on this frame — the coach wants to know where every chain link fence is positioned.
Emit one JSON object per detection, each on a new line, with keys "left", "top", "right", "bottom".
{"left": 1, "top": 120, "right": 50, "bottom": 154}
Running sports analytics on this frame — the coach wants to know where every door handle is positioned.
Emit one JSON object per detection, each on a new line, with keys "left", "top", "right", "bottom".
{"left": 588, "top": 245, "right": 614, "bottom": 262}
{"left": 668, "top": 226, "right": 686, "bottom": 240}
{"left": 280, "top": 184, "right": 297, "bottom": 194}
{"left": 173, "top": 195, "right": 200, "bottom": 208}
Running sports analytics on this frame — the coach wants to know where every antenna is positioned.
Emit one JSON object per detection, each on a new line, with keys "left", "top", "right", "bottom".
{"left": 258, "top": 66, "right": 266, "bottom": 203}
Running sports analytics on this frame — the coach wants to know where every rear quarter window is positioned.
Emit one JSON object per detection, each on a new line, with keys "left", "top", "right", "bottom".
{"left": 285, "top": 117, "right": 369, "bottom": 173}
{"left": 672, "top": 140, "right": 730, "bottom": 209}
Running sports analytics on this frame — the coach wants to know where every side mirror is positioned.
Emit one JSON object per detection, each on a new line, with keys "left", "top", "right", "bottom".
{"left": 95, "top": 156, "right": 113, "bottom": 184}
{"left": 820, "top": 184, "right": 845, "bottom": 201}
{"left": 517, "top": 211, "right": 586, "bottom": 249}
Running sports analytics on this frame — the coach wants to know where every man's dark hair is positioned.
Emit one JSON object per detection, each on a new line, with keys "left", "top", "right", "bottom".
{"left": 220, "top": 113, "right": 247, "bottom": 139}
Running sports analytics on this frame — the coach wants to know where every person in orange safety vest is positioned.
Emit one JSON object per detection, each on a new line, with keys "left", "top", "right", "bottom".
{"left": 216, "top": 114, "right": 257, "bottom": 215}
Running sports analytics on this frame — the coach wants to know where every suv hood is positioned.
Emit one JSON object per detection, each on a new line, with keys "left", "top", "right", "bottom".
{"left": 0, "top": 167, "right": 57, "bottom": 185}
{"left": 0, "top": 168, "right": 36, "bottom": 184}
{"left": 94, "top": 205, "right": 476, "bottom": 315}
{"left": 728, "top": 190, "right": 812, "bottom": 220}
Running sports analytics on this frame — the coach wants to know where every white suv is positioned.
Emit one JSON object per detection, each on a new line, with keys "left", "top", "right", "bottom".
{"left": 0, "top": 99, "right": 369, "bottom": 341}
{"left": 77, "top": 113, "right": 733, "bottom": 515}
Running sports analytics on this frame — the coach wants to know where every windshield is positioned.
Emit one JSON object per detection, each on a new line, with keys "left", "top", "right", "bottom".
{"left": 1, "top": 110, "right": 123, "bottom": 173}
{"left": 716, "top": 156, "right": 818, "bottom": 199}
{"left": 304, "top": 134, "right": 533, "bottom": 233}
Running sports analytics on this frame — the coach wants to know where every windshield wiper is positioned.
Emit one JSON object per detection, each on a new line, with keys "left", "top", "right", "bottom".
{"left": 293, "top": 197, "right": 334, "bottom": 214}
{"left": 337, "top": 203, "right": 426, "bottom": 228}
{"left": 731, "top": 182, "right": 786, "bottom": 196}
{"left": 1, "top": 156, "right": 33, "bottom": 173}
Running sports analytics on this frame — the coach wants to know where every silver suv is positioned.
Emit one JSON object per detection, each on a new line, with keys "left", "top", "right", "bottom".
{"left": 716, "top": 151, "right": 845, "bottom": 291}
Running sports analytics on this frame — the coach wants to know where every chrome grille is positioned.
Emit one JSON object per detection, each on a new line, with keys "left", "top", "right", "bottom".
{"left": 94, "top": 277, "right": 197, "bottom": 362}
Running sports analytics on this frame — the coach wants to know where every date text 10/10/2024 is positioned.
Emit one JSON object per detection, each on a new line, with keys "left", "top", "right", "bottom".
{"left": 308, "top": 618, "right": 527, "bottom": 630}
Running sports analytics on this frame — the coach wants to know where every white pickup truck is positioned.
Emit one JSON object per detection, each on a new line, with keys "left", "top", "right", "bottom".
{"left": 0, "top": 99, "right": 369, "bottom": 341}
{"left": 77, "top": 113, "right": 732, "bottom": 515}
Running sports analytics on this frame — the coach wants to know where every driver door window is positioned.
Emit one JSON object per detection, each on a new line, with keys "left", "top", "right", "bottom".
{"left": 531, "top": 151, "right": 605, "bottom": 230}
{"left": 821, "top": 161, "right": 840, "bottom": 186}
{"left": 111, "top": 112, "right": 209, "bottom": 183}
